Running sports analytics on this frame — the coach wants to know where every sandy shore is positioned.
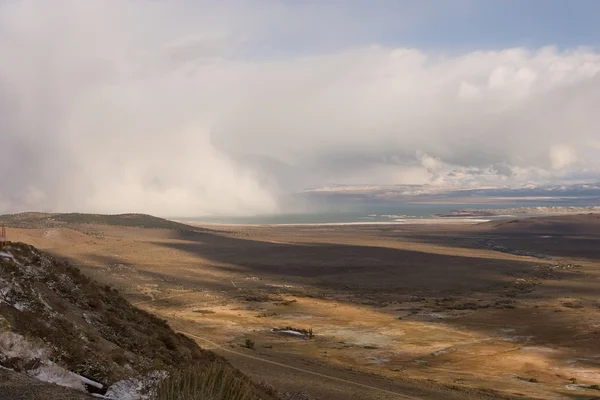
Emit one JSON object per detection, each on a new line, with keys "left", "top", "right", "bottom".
{"left": 178, "top": 218, "right": 491, "bottom": 227}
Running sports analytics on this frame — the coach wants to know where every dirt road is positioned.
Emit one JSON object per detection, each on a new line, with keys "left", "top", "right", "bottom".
{"left": 180, "top": 331, "right": 420, "bottom": 400}
{"left": 178, "top": 330, "right": 518, "bottom": 400}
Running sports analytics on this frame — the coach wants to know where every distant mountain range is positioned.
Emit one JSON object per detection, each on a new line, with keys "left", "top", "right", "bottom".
{"left": 301, "top": 182, "right": 600, "bottom": 205}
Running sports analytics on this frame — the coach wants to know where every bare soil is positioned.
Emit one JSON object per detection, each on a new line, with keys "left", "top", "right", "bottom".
{"left": 6, "top": 213, "right": 600, "bottom": 400}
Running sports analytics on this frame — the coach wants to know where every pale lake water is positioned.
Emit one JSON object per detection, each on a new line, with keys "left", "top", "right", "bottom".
{"left": 181, "top": 200, "right": 587, "bottom": 225}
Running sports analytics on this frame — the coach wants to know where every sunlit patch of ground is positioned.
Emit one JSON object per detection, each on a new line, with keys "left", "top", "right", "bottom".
{"left": 8, "top": 216, "right": 600, "bottom": 399}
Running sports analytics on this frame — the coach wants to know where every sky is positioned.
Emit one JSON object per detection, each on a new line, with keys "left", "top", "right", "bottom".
{"left": 0, "top": 0, "right": 599, "bottom": 216}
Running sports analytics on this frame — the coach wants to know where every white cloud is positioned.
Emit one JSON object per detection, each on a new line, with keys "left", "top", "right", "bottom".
{"left": 549, "top": 145, "right": 577, "bottom": 170}
{"left": 418, "top": 152, "right": 445, "bottom": 175}
{"left": 458, "top": 81, "right": 480, "bottom": 99}
{"left": 0, "top": 1, "right": 599, "bottom": 216}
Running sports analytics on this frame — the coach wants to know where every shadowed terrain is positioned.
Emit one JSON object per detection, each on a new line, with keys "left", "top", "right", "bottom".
{"left": 3, "top": 213, "right": 600, "bottom": 399}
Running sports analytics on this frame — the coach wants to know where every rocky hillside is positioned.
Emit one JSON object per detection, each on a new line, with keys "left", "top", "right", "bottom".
{"left": 0, "top": 242, "right": 273, "bottom": 399}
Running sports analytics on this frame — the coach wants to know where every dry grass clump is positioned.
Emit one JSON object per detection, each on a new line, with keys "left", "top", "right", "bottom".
{"left": 154, "top": 363, "right": 258, "bottom": 400}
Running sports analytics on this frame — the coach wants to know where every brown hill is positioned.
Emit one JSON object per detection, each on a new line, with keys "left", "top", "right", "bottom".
{"left": 0, "top": 242, "right": 274, "bottom": 399}
{"left": 0, "top": 212, "right": 202, "bottom": 231}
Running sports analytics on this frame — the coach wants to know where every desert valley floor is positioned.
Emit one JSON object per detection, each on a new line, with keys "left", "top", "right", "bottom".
{"left": 8, "top": 214, "right": 600, "bottom": 400}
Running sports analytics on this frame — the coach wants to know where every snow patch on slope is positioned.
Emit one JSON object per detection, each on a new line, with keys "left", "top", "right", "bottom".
{"left": 0, "top": 251, "right": 16, "bottom": 262}
{"left": 0, "top": 331, "right": 48, "bottom": 361}
{"left": 28, "top": 362, "right": 86, "bottom": 391}
{"left": 0, "top": 330, "right": 102, "bottom": 392}
{"left": 104, "top": 371, "right": 167, "bottom": 400}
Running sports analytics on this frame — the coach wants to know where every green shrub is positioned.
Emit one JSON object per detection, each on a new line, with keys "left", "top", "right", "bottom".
{"left": 244, "top": 339, "right": 255, "bottom": 350}
{"left": 154, "top": 363, "right": 257, "bottom": 400}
